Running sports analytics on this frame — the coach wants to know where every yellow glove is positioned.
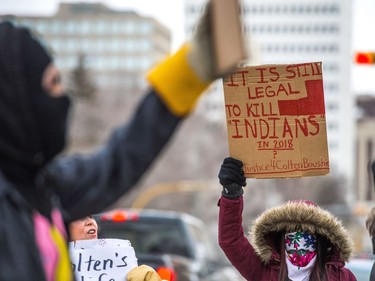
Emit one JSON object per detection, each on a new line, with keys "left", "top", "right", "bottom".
{"left": 147, "top": 1, "right": 245, "bottom": 117}
{"left": 147, "top": 43, "right": 209, "bottom": 117}
{"left": 126, "top": 265, "right": 162, "bottom": 281}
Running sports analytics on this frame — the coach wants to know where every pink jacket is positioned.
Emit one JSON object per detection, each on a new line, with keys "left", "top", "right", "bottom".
{"left": 218, "top": 196, "right": 357, "bottom": 281}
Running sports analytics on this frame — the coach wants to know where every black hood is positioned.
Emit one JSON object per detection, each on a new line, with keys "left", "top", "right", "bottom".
{"left": 0, "top": 22, "right": 70, "bottom": 184}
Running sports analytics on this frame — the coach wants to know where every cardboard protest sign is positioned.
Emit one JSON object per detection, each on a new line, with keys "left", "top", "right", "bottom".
{"left": 69, "top": 239, "right": 138, "bottom": 281}
{"left": 211, "top": 0, "right": 247, "bottom": 76}
{"left": 223, "top": 62, "right": 330, "bottom": 178}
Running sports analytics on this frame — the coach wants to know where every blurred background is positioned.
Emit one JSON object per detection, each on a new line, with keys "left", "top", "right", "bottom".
{"left": 1, "top": 0, "right": 375, "bottom": 257}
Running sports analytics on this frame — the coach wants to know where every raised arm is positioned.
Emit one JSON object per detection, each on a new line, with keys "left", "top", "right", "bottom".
{"left": 217, "top": 157, "right": 264, "bottom": 280}
{"left": 39, "top": 2, "right": 247, "bottom": 222}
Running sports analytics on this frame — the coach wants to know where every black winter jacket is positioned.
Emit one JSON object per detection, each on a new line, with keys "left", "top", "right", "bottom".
{"left": 0, "top": 91, "right": 180, "bottom": 280}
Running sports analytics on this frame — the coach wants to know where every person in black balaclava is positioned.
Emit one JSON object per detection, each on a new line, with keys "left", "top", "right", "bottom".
{"left": 0, "top": 2, "right": 248, "bottom": 280}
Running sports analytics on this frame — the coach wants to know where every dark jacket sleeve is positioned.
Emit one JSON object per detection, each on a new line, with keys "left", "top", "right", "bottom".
{"left": 218, "top": 196, "right": 265, "bottom": 280}
{"left": 370, "top": 262, "right": 375, "bottom": 281}
{"left": 40, "top": 90, "right": 181, "bottom": 222}
{"left": 0, "top": 179, "right": 46, "bottom": 280}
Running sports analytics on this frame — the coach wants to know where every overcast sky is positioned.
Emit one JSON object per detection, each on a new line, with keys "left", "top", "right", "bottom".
{"left": 1, "top": 0, "right": 375, "bottom": 93}
{"left": 0, "top": 0, "right": 186, "bottom": 49}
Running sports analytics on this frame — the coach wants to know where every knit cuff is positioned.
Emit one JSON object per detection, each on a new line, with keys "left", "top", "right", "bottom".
{"left": 222, "top": 183, "right": 244, "bottom": 199}
{"left": 146, "top": 43, "right": 210, "bottom": 117}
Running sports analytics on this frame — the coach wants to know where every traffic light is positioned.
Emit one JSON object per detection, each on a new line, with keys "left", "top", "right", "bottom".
{"left": 354, "top": 52, "right": 375, "bottom": 64}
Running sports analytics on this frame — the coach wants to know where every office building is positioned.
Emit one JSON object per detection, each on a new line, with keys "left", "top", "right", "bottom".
{"left": 1, "top": 2, "right": 171, "bottom": 95}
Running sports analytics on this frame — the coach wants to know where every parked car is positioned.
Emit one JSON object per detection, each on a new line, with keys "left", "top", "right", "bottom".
{"left": 94, "top": 208, "right": 244, "bottom": 281}
{"left": 346, "top": 258, "right": 373, "bottom": 281}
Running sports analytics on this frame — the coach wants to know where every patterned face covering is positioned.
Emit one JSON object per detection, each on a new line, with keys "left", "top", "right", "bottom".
{"left": 285, "top": 231, "right": 317, "bottom": 268}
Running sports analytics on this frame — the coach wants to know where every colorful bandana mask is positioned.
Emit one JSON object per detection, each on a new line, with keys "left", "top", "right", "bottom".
{"left": 285, "top": 231, "right": 317, "bottom": 268}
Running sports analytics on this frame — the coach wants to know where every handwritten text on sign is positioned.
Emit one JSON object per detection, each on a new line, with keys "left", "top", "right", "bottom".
{"left": 223, "top": 62, "right": 330, "bottom": 178}
{"left": 69, "top": 239, "right": 138, "bottom": 281}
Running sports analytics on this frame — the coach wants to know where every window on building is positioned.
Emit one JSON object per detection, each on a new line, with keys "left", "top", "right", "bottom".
{"left": 138, "top": 39, "right": 151, "bottom": 52}
{"left": 124, "top": 39, "right": 136, "bottom": 51}
{"left": 81, "top": 20, "right": 91, "bottom": 34}
{"left": 65, "top": 21, "right": 76, "bottom": 34}
{"left": 139, "top": 56, "right": 152, "bottom": 70}
{"left": 125, "top": 21, "right": 135, "bottom": 34}
{"left": 124, "top": 57, "right": 137, "bottom": 70}
{"left": 97, "top": 20, "right": 109, "bottom": 34}
{"left": 94, "top": 40, "right": 104, "bottom": 52}
{"left": 51, "top": 39, "right": 62, "bottom": 52}
{"left": 139, "top": 21, "right": 152, "bottom": 34}
{"left": 327, "top": 102, "right": 339, "bottom": 111}
{"left": 328, "top": 122, "right": 339, "bottom": 131}
{"left": 51, "top": 20, "right": 62, "bottom": 33}
{"left": 328, "top": 5, "right": 339, "bottom": 14}
{"left": 329, "top": 141, "right": 338, "bottom": 150}
{"left": 111, "top": 21, "right": 122, "bottom": 33}
{"left": 35, "top": 20, "right": 47, "bottom": 34}
{"left": 110, "top": 39, "right": 121, "bottom": 52}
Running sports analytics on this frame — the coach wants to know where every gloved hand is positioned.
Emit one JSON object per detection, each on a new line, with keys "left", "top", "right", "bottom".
{"left": 218, "top": 157, "right": 246, "bottom": 199}
{"left": 147, "top": 0, "right": 246, "bottom": 117}
{"left": 127, "top": 265, "right": 161, "bottom": 281}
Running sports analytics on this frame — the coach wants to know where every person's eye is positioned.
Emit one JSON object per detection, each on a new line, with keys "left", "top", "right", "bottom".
{"left": 52, "top": 74, "right": 61, "bottom": 86}
{"left": 42, "top": 64, "right": 65, "bottom": 97}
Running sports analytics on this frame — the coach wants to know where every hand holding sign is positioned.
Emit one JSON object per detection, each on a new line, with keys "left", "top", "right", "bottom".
{"left": 127, "top": 265, "right": 162, "bottom": 281}
{"left": 218, "top": 157, "right": 246, "bottom": 199}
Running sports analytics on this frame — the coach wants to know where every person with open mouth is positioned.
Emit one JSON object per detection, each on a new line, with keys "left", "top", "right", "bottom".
{"left": 68, "top": 216, "right": 162, "bottom": 281}
{"left": 69, "top": 216, "right": 98, "bottom": 241}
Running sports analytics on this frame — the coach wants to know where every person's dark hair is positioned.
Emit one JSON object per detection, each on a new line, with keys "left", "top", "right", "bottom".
{"left": 277, "top": 233, "right": 329, "bottom": 281}
{"left": 366, "top": 207, "right": 375, "bottom": 237}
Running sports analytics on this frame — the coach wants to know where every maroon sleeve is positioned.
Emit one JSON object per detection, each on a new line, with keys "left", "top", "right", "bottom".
{"left": 218, "top": 196, "right": 265, "bottom": 280}
{"left": 347, "top": 268, "right": 359, "bottom": 281}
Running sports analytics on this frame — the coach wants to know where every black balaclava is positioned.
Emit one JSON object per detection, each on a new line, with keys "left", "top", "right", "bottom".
{"left": 0, "top": 22, "right": 70, "bottom": 185}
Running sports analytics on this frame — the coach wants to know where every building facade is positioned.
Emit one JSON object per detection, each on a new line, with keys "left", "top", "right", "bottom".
{"left": 2, "top": 2, "right": 171, "bottom": 95}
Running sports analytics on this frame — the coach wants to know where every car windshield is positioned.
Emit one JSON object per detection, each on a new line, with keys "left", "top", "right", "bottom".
{"left": 98, "top": 219, "right": 192, "bottom": 258}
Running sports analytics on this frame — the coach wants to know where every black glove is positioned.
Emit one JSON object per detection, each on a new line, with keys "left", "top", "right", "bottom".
{"left": 218, "top": 157, "right": 246, "bottom": 199}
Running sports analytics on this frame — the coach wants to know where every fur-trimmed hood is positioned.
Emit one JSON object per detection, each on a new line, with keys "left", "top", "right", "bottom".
{"left": 249, "top": 200, "right": 353, "bottom": 264}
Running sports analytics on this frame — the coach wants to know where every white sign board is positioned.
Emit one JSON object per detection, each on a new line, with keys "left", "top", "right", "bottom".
{"left": 69, "top": 239, "right": 138, "bottom": 281}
